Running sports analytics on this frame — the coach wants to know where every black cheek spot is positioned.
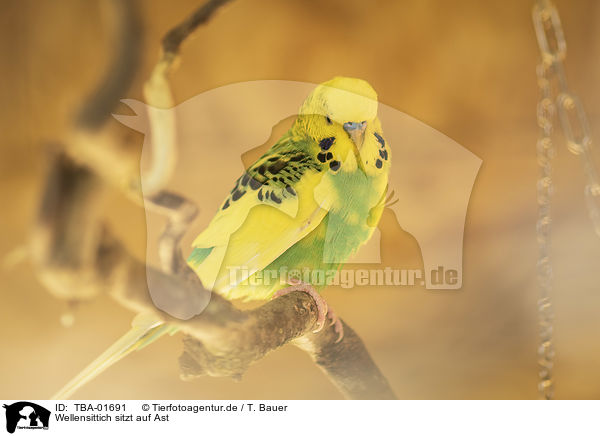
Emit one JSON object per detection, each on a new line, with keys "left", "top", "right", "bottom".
{"left": 258, "top": 189, "right": 264, "bottom": 201}
{"left": 265, "top": 191, "right": 270, "bottom": 200}
{"left": 375, "top": 159, "right": 383, "bottom": 169}
{"left": 222, "top": 199, "right": 230, "bottom": 210}
{"left": 317, "top": 153, "right": 327, "bottom": 163}
{"left": 379, "top": 149, "right": 388, "bottom": 160}
{"left": 326, "top": 116, "right": 332, "bottom": 124}
{"left": 329, "top": 160, "right": 340, "bottom": 171}
{"left": 232, "top": 189, "right": 246, "bottom": 201}
{"left": 285, "top": 185, "right": 296, "bottom": 196}
{"left": 270, "top": 192, "right": 282, "bottom": 204}
{"left": 319, "top": 137, "right": 335, "bottom": 150}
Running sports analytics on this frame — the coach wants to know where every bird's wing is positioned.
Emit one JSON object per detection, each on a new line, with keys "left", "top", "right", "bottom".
{"left": 188, "top": 134, "right": 331, "bottom": 293}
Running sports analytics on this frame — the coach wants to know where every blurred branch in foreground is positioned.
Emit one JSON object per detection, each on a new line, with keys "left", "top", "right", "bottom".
{"left": 29, "top": 0, "right": 396, "bottom": 400}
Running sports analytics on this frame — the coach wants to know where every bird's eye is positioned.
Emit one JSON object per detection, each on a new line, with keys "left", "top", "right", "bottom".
{"left": 326, "top": 115, "right": 332, "bottom": 125}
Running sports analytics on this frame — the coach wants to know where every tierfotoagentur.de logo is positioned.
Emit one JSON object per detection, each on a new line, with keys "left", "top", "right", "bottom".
{"left": 2, "top": 402, "right": 50, "bottom": 434}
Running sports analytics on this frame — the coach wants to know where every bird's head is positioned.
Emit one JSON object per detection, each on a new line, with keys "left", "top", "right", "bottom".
{"left": 295, "top": 77, "right": 380, "bottom": 173}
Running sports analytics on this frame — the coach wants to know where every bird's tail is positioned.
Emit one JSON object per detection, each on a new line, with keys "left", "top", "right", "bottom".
{"left": 51, "top": 313, "right": 177, "bottom": 400}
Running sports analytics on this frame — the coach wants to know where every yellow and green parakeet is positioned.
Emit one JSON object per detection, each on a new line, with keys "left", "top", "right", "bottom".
{"left": 53, "top": 76, "right": 391, "bottom": 399}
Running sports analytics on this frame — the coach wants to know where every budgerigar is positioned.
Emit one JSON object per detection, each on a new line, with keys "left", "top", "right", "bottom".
{"left": 52, "top": 77, "right": 391, "bottom": 399}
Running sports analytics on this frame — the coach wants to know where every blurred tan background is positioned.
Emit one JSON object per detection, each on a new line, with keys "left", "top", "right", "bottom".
{"left": 1, "top": 0, "right": 600, "bottom": 399}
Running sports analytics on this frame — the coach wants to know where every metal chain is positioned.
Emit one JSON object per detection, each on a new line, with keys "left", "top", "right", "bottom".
{"left": 533, "top": 0, "right": 600, "bottom": 231}
{"left": 532, "top": 0, "right": 600, "bottom": 399}
{"left": 534, "top": 60, "right": 556, "bottom": 400}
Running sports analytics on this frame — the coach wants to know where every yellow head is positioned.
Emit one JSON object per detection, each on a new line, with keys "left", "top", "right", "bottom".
{"left": 293, "top": 77, "right": 387, "bottom": 175}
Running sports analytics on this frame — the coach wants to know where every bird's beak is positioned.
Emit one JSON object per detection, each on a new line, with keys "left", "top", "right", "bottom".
{"left": 344, "top": 121, "right": 367, "bottom": 175}
{"left": 343, "top": 121, "right": 367, "bottom": 149}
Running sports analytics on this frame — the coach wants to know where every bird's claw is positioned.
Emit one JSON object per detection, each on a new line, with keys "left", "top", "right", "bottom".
{"left": 327, "top": 307, "right": 344, "bottom": 343}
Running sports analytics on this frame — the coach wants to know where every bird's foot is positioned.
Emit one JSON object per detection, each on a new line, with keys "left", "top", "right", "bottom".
{"left": 273, "top": 279, "right": 328, "bottom": 333}
{"left": 272, "top": 279, "right": 344, "bottom": 342}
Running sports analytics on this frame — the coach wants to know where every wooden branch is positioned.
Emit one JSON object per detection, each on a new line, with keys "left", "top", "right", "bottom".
{"left": 30, "top": 0, "right": 397, "bottom": 400}
{"left": 293, "top": 323, "right": 397, "bottom": 400}
{"left": 76, "top": 0, "right": 142, "bottom": 131}
{"left": 161, "top": 0, "right": 234, "bottom": 55}
{"left": 142, "top": 0, "right": 234, "bottom": 196}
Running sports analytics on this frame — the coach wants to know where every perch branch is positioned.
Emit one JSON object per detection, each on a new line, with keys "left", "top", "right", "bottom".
{"left": 142, "top": 0, "right": 234, "bottom": 196}
{"left": 76, "top": 0, "right": 142, "bottom": 130}
{"left": 31, "top": 0, "right": 396, "bottom": 399}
